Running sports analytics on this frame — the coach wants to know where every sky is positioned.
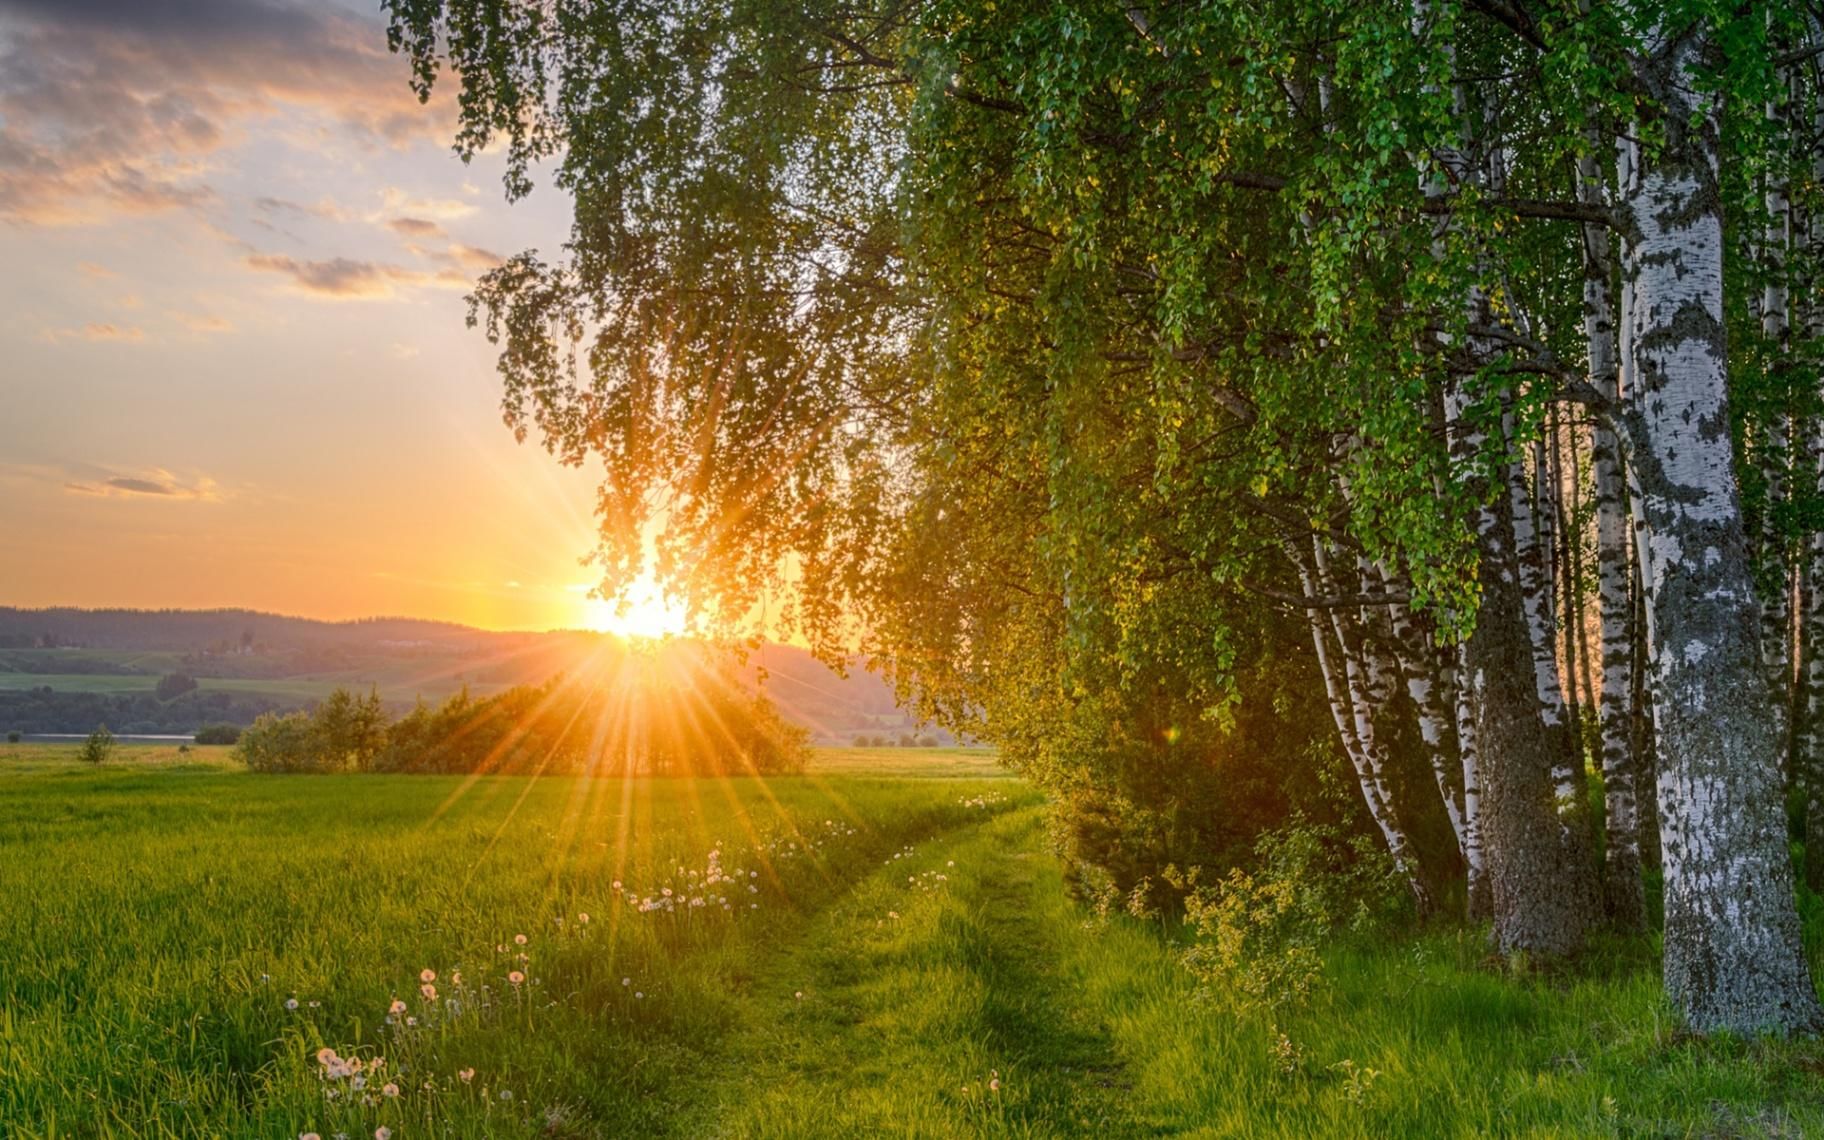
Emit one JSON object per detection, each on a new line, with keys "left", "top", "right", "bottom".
{"left": 0, "top": 0, "right": 633, "bottom": 632}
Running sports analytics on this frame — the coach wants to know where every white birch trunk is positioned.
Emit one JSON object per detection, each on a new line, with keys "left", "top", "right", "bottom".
{"left": 1579, "top": 135, "right": 1646, "bottom": 928}
{"left": 1618, "top": 24, "right": 1821, "bottom": 1034}
{"left": 1288, "top": 539, "right": 1431, "bottom": 909}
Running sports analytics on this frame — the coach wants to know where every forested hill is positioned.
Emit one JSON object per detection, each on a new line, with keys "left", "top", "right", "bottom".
{"left": 0, "top": 608, "right": 919, "bottom": 742}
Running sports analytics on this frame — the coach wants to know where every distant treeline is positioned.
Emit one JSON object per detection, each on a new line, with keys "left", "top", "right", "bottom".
{"left": 0, "top": 686, "right": 286, "bottom": 736}
{"left": 238, "top": 665, "right": 809, "bottom": 777}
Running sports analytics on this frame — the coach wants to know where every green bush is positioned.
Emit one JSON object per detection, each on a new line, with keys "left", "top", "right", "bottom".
{"left": 194, "top": 723, "right": 242, "bottom": 746}
{"left": 6, "top": 730, "right": 18, "bottom": 744}
{"left": 154, "top": 672, "right": 199, "bottom": 702}
{"left": 1174, "top": 822, "right": 1403, "bottom": 1021}
{"left": 79, "top": 724, "right": 114, "bottom": 765}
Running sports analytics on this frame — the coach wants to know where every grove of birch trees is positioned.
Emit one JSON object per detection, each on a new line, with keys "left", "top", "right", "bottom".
{"left": 387, "top": 0, "right": 1824, "bottom": 1034}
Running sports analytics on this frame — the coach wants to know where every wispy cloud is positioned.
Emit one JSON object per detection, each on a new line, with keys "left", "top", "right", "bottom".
{"left": 53, "top": 464, "right": 225, "bottom": 501}
{"left": 387, "top": 216, "right": 445, "bottom": 239}
{"left": 0, "top": 0, "right": 449, "bottom": 225}
{"left": 245, "top": 251, "right": 468, "bottom": 299}
{"left": 41, "top": 322, "right": 145, "bottom": 343}
{"left": 170, "top": 311, "right": 233, "bottom": 334}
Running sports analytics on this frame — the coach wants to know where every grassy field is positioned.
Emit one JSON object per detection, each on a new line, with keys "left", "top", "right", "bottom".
{"left": 2, "top": 743, "right": 1823, "bottom": 1137}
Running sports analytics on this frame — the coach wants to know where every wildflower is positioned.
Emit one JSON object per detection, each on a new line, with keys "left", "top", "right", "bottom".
{"left": 794, "top": 991, "right": 804, "bottom": 1000}
{"left": 622, "top": 977, "right": 631, "bottom": 987}
{"left": 635, "top": 991, "right": 644, "bottom": 999}
{"left": 316, "top": 1047, "right": 339, "bottom": 1066}
{"left": 514, "top": 933, "right": 528, "bottom": 945}
{"left": 382, "top": 1082, "right": 400, "bottom": 1098}
{"left": 611, "top": 879, "right": 623, "bottom": 891}
{"left": 285, "top": 998, "right": 300, "bottom": 1011}
{"left": 405, "top": 1016, "right": 417, "bottom": 1027}
{"left": 350, "top": 1075, "right": 366, "bottom": 1091}
{"left": 420, "top": 969, "right": 435, "bottom": 983}
{"left": 420, "top": 983, "right": 437, "bottom": 1001}
{"left": 578, "top": 912, "right": 590, "bottom": 924}
{"left": 450, "top": 970, "right": 461, "bottom": 986}
{"left": 501, "top": 1089, "right": 513, "bottom": 1101}
{"left": 990, "top": 1071, "right": 1001, "bottom": 1092}
{"left": 301, "top": 1133, "right": 321, "bottom": 1140}
{"left": 496, "top": 944, "right": 506, "bottom": 954}
{"left": 508, "top": 970, "right": 525, "bottom": 985}
{"left": 309, "top": 1000, "right": 321, "bottom": 1008}
{"left": 458, "top": 1068, "right": 475, "bottom": 1083}
{"left": 389, "top": 999, "right": 407, "bottom": 1015}
{"left": 375, "top": 1129, "right": 391, "bottom": 1140}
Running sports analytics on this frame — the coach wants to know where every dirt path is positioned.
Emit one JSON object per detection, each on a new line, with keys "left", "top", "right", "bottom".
{"left": 690, "top": 806, "right": 1163, "bottom": 1138}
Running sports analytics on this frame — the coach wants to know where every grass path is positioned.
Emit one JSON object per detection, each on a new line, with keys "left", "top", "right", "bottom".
{"left": 685, "top": 806, "right": 1158, "bottom": 1138}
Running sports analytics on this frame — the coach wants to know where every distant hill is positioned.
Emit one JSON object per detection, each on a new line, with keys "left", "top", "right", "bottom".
{"left": 0, "top": 607, "right": 937, "bottom": 742}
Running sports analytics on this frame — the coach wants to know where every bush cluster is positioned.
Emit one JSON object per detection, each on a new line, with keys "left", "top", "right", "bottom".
{"left": 237, "top": 666, "right": 807, "bottom": 777}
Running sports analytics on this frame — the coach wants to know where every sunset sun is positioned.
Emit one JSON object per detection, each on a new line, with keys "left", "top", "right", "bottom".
{"left": 582, "top": 587, "right": 688, "bottom": 640}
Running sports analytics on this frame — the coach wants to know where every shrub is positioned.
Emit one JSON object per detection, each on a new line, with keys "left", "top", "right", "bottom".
{"left": 1174, "top": 822, "right": 1403, "bottom": 1021}
{"left": 235, "top": 712, "right": 326, "bottom": 773}
{"left": 194, "top": 723, "right": 242, "bottom": 745}
{"left": 80, "top": 724, "right": 115, "bottom": 765}
{"left": 6, "top": 730, "right": 18, "bottom": 743}
{"left": 154, "top": 672, "right": 199, "bottom": 702}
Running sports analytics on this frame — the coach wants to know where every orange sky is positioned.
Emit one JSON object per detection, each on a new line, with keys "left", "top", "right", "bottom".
{"left": 0, "top": 0, "right": 628, "bottom": 632}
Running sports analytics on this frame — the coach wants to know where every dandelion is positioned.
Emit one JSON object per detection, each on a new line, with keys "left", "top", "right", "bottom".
{"left": 350, "top": 1075, "right": 366, "bottom": 1091}
{"left": 578, "top": 912, "right": 590, "bottom": 924}
{"left": 635, "top": 991, "right": 644, "bottom": 999}
{"left": 285, "top": 998, "right": 300, "bottom": 1011}
{"left": 459, "top": 1068, "right": 475, "bottom": 1082}
{"left": 514, "top": 933, "right": 528, "bottom": 945}
{"left": 508, "top": 970, "right": 525, "bottom": 985}
{"left": 450, "top": 970, "right": 461, "bottom": 986}
{"left": 621, "top": 977, "right": 631, "bottom": 987}
{"left": 794, "top": 991, "right": 804, "bottom": 1000}
{"left": 301, "top": 1132, "right": 321, "bottom": 1140}
{"left": 382, "top": 1082, "right": 400, "bottom": 1098}
{"left": 389, "top": 999, "right": 407, "bottom": 1015}
{"left": 496, "top": 943, "right": 506, "bottom": 954}
{"left": 990, "top": 1070, "right": 1001, "bottom": 1092}
{"left": 375, "top": 1129, "right": 391, "bottom": 1140}
{"left": 611, "top": 879, "right": 623, "bottom": 891}
{"left": 420, "top": 969, "right": 436, "bottom": 983}
{"left": 501, "top": 1089, "right": 513, "bottom": 1101}
{"left": 405, "top": 1016, "right": 417, "bottom": 1027}
{"left": 420, "top": 983, "right": 437, "bottom": 1001}
{"left": 316, "top": 1047, "right": 339, "bottom": 1066}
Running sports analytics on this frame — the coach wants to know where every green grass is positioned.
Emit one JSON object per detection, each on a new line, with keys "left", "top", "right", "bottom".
{"left": 0, "top": 670, "right": 501, "bottom": 705}
{"left": 1, "top": 748, "right": 1821, "bottom": 1137}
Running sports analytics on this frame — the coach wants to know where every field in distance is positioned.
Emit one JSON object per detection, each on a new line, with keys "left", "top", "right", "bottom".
{"left": 1, "top": 743, "right": 1819, "bottom": 1138}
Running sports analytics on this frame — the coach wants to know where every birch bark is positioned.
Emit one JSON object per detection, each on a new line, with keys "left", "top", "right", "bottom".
{"left": 1618, "top": 25, "right": 1822, "bottom": 1033}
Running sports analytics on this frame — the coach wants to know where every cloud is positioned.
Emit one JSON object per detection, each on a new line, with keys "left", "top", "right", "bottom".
{"left": 75, "top": 261, "right": 117, "bottom": 278}
{"left": 0, "top": 0, "right": 450, "bottom": 225}
{"left": 255, "top": 195, "right": 344, "bottom": 220}
{"left": 41, "top": 322, "right": 145, "bottom": 343}
{"left": 379, "top": 187, "right": 476, "bottom": 221}
{"left": 55, "top": 464, "right": 223, "bottom": 501}
{"left": 448, "top": 244, "right": 505, "bottom": 271}
{"left": 387, "top": 216, "right": 445, "bottom": 239}
{"left": 171, "top": 311, "right": 233, "bottom": 333}
{"left": 245, "top": 251, "right": 469, "bottom": 299}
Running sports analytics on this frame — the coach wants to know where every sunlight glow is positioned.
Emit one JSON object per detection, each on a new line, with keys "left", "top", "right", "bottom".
{"left": 581, "top": 584, "right": 689, "bottom": 639}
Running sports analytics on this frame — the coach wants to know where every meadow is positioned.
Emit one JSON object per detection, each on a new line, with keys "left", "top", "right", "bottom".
{"left": 3, "top": 741, "right": 1823, "bottom": 1138}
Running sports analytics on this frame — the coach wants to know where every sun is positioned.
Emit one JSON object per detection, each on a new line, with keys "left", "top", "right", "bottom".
{"left": 581, "top": 586, "right": 688, "bottom": 640}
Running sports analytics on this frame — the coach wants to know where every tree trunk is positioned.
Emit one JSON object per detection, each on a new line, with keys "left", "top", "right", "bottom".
{"left": 1450, "top": 382, "right": 1598, "bottom": 957}
{"left": 1455, "top": 640, "right": 1491, "bottom": 919}
{"left": 1618, "top": 25, "right": 1822, "bottom": 1034}
{"left": 1289, "top": 538, "right": 1432, "bottom": 911}
{"left": 1579, "top": 137, "right": 1647, "bottom": 929}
